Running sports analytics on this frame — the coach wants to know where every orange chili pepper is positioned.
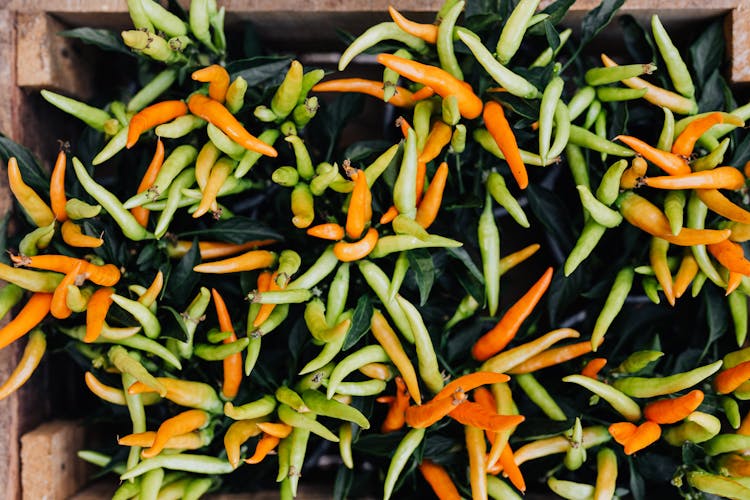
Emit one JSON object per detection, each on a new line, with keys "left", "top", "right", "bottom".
{"left": 643, "top": 389, "right": 704, "bottom": 424}
{"left": 473, "top": 387, "right": 497, "bottom": 442}
{"left": 359, "top": 362, "right": 393, "bottom": 381}
{"left": 333, "top": 227, "right": 379, "bottom": 262}
{"left": 380, "top": 377, "right": 410, "bottom": 433}
{"left": 622, "top": 421, "right": 661, "bottom": 455}
{"left": 138, "top": 270, "right": 164, "bottom": 308}
{"left": 696, "top": 189, "right": 750, "bottom": 224}
{"left": 193, "top": 250, "right": 276, "bottom": 274}
{"left": 415, "top": 161, "right": 449, "bottom": 229}
{"left": 244, "top": 433, "right": 280, "bottom": 464}
{"left": 377, "top": 54, "right": 483, "bottom": 119}
{"left": 435, "top": 372, "right": 510, "bottom": 400}
{"left": 118, "top": 431, "right": 204, "bottom": 450}
{"left": 620, "top": 157, "right": 649, "bottom": 189}
{"left": 211, "top": 288, "right": 242, "bottom": 399}
{"left": 192, "top": 64, "right": 231, "bottom": 103}
{"left": 11, "top": 254, "right": 121, "bottom": 287}
{"left": 465, "top": 425, "right": 488, "bottom": 500}
{"left": 126, "top": 100, "right": 188, "bottom": 148}
{"left": 419, "top": 460, "right": 460, "bottom": 500}
{"left": 388, "top": 6, "right": 438, "bottom": 44}
{"left": 673, "top": 253, "right": 699, "bottom": 299}
{"left": 672, "top": 112, "right": 726, "bottom": 157}
{"left": 727, "top": 272, "right": 743, "bottom": 295}
{"left": 618, "top": 192, "right": 731, "bottom": 246}
{"left": 49, "top": 149, "right": 68, "bottom": 222}
{"left": 307, "top": 223, "right": 346, "bottom": 241}
{"left": 313, "top": 78, "right": 415, "bottom": 108}
{"left": 608, "top": 421, "right": 637, "bottom": 446}
{"left": 193, "top": 157, "right": 233, "bottom": 219}
{"left": 715, "top": 361, "right": 750, "bottom": 394}
{"left": 483, "top": 101, "right": 527, "bottom": 189}
{"left": 0, "top": 293, "right": 52, "bottom": 350}
{"left": 60, "top": 220, "right": 103, "bottom": 248}
{"left": 50, "top": 261, "right": 85, "bottom": 319}
{"left": 615, "top": 135, "right": 690, "bottom": 176}
{"left": 411, "top": 86, "right": 436, "bottom": 101}
{"left": 84, "top": 287, "right": 114, "bottom": 343}
{"left": 581, "top": 358, "right": 608, "bottom": 379}
{"left": 650, "top": 237, "right": 675, "bottom": 306}
{"left": 472, "top": 267, "right": 554, "bottom": 361}
{"left": 131, "top": 139, "right": 165, "bottom": 227}
{"left": 405, "top": 390, "right": 466, "bottom": 428}
{"left": 449, "top": 401, "right": 525, "bottom": 432}
{"left": 371, "top": 310, "right": 421, "bottom": 403}
{"left": 380, "top": 206, "right": 399, "bottom": 224}
{"left": 142, "top": 409, "right": 209, "bottom": 458}
{"left": 188, "top": 94, "right": 278, "bottom": 157}
{"left": 507, "top": 341, "right": 594, "bottom": 374}
{"left": 708, "top": 239, "right": 750, "bottom": 276}
{"left": 7, "top": 157, "right": 55, "bottom": 227}
{"left": 640, "top": 166, "right": 745, "bottom": 191}
{"left": 738, "top": 410, "right": 750, "bottom": 436}
{"left": 498, "top": 443, "right": 526, "bottom": 492}
{"left": 256, "top": 422, "right": 293, "bottom": 438}
{"left": 419, "top": 121, "right": 453, "bottom": 164}
{"left": 253, "top": 271, "right": 279, "bottom": 327}
{"left": 168, "top": 239, "right": 276, "bottom": 260}
{"left": 397, "top": 116, "right": 412, "bottom": 137}
{"left": 345, "top": 169, "right": 373, "bottom": 240}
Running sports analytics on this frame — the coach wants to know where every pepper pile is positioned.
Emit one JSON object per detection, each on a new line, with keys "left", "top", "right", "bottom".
{"left": 2, "top": 0, "right": 750, "bottom": 498}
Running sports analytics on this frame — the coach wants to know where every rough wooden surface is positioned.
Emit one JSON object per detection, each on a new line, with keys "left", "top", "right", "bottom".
{"left": 20, "top": 421, "right": 90, "bottom": 500}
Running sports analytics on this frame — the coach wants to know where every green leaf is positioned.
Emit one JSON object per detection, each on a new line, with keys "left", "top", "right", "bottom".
{"left": 698, "top": 70, "right": 728, "bottom": 113}
{"left": 729, "top": 134, "right": 750, "bottom": 169}
{"left": 628, "top": 457, "right": 647, "bottom": 500}
{"left": 407, "top": 249, "right": 435, "bottom": 306}
{"left": 288, "top": 315, "right": 309, "bottom": 367}
{"left": 543, "top": 20, "right": 561, "bottom": 52}
{"left": 164, "top": 238, "right": 201, "bottom": 306}
{"left": 59, "top": 28, "right": 132, "bottom": 55}
{"left": 0, "top": 135, "right": 49, "bottom": 194}
{"left": 343, "top": 295, "right": 373, "bottom": 350}
{"left": 158, "top": 306, "right": 189, "bottom": 342}
{"left": 242, "top": 22, "right": 263, "bottom": 58}
{"left": 618, "top": 15, "right": 657, "bottom": 68}
{"left": 566, "top": 0, "right": 625, "bottom": 66}
{"left": 445, "top": 247, "right": 484, "bottom": 283}
{"left": 702, "top": 284, "right": 729, "bottom": 359}
{"left": 344, "top": 140, "right": 392, "bottom": 164}
{"left": 177, "top": 216, "right": 282, "bottom": 244}
{"left": 527, "top": 0, "right": 576, "bottom": 36}
{"left": 689, "top": 20, "right": 724, "bottom": 88}
{"left": 526, "top": 184, "right": 575, "bottom": 252}
{"left": 547, "top": 266, "right": 586, "bottom": 324}
{"left": 310, "top": 93, "right": 365, "bottom": 161}
{"left": 226, "top": 56, "right": 294, "bottom": 87}
{"left": 333, "top": 465, "right": 353, "bottom": 500}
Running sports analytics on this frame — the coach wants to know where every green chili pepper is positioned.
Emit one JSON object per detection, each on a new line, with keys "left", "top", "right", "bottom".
{"left": 721, "top": 396, "right": 741, "bottom": 429}
{"left": 569, "top": 125, "right": 635, "bottom": 157}
{"left": 171, "top": 287, "right": 211, "bottom": 360}
{"left": 692, "top": 138, "right": 729, "bottom": 172}
{"left": 273, "top": 166, "right": 301, "bottom": 188}
{"left": 326, "top": 345, "right": 389, "bottom": 399}
{"left": 128, "top": 68, "right": 178, "bottom": 112}
{"left": 564, "top": 220, "right": 607, "bottom": 276}
{"left": 614, "top": 360, "right": 723, "bottom": 398}
{"left": 442, "top": 95, "right": 461, "bottom": 126}
{"left": 276, "top": 386, "right": 309, "bottom": 412}
{"left": 590, "top": 267, "right": 634, "bottom": 350}
{"left": 234, "top": 129, "right": 280, "bottom": 178}
{"left": 496, "top": 0, "right": 541, "bottom": 64}
{"left": 358, "top": 260, "right": 415, "bottom": 342}
{"left": 339, "top": 423, "right": 354, "bottom": 469}
{"left": 457, "top": 30, "right": 539, "bottom": 99}
{"left": 487, "top": 475, "right": 523, "bottom": 500}
{"left": 183, "top": 477, "right": 213, "bottom": 500}
{"left": 563, "top": 417, "right": 586, "bottom": 471}
{"left": 371, "top": 234, "right": 463, "bottom": 259}
{"left": 577, "top": 185, "right": 622, "bottom": 227}
{"left": 73, "top": 158, "right": 152, "bottom": 240}
{"left": 515, "top": 373, "right": 567, "bottom": 421}
{"left": 547, "top": 477, "right": 595, "bottom": 500}
{"left": 339, "top": 22, "right": 427, "bottom": 71}
{"left": 139, "top": 467, "right": 164, "bottom": 500}
{"left": 272, "top": 61, "right": 304, "bottom": 119}
{"left": 206, "top": 329, "right": 232, "bottom": 343}
{"left": 126, "top": 0, "right": 154, "bottom": 31}
{"left": 383, "top": 428, "right": 425, "bottom": 500}
{"left": 704, "top": 434, "right": 750, "bottom": 456}
{"left": 565, "top": 143, "right": 590, "bottom": 191}
{"left": 657, "top": 107, "right": 675, "bottom": 151}
{"left": 563, "top": 374, "right": 641, "bottom": 421}
{"left": 120, "top": 454, "right": 232, "bottom": 481}
{"left": 194, "top": 338, "right": 249, "bottom": 361}
{"left": 596, "top": 159, "right": 628, "bottom": 205}
{"left": 651, "top": 15, "right": 694, "bottom": 98}
{"left": 307, "top": 162, "right": 337, "bottom": 196}
{"left": 585, "top": 63, "right": 656, "bottom": 86}
{"left": 392, "top": 214, "right": 429, "bottom": 240}
{"left": 121, "top": 372, "right": 147, "bottom": 476}
{"left": 287, "top": 426, "right": 311, "bottom": 497}
{"left": 189, "top": 0, "right": 216, "bottom": 51}
{"left": 112, "top": 478, "right": 141, "bottom": 500}
{"left": 245, "top": 335, "right": 261, "bottom": 376}
{"left": 539, "top": 77, "right": 564, "bottom": 165}
{"left": 278, "top": 403, "right": 339, "bottom": 442}
{"left": 111, "top": 294, "right": 161, "bottom": 339}
{"left": 296, "top": 362, "right": 336, "bottom": 393}
{"left": 302, "top": 389, "right": 370, "bottom": 428}
{"left": 326, "top": 264, "right": 351, "bottom": 326}
{"left": 397, "top": 295, "right": 443, "bottom": 394}
{"left": 728, "top": 291, "right": 749, "bottom": 347}
{"left": 386, "top": 252, "right": 410, "bottom": 302}
{"left": 287, "top": 247, "right": 339, "bottom": 290}
{"left": 437, "top": 0, "right": 464, "bottom": 79}
{"left": 293, "top": 98, "right": 319, "bottom": 128}
{"left": 595, "top": 109, "right": 608, "bottom": 162}
{"left": 567, "top": 86, "right": 597, "bottom": 122}
{"left": 616, "top": 350, "right": 664, "bottom": 374}
{"left": 209, "top": 6, "right": 226, "bottom": 52}
{"left": 451, "top": 124, "right": 466, "bottom": 153}
{"left": 687, "top": 192, "right": 725, "bottom": 287}
{"left": 478, "top": 192, "right": 500, "bottom": 317}
{"left": 642, "top": 276, "right": 661, "bottom": 304}
{"left": 224, "top": 77, "right": 248, "bottom": 114}
{"left": 382, "top": 49, "right": 413, "bottom": 102}
{"left": 140, "top": 0, "right": 187, "bottom": 37}
{"left": 123, "top": 146, "right": 198, "bottom": 208}
{"left": 329, "top": 379, "right": 387, "bottom": 396}
{"left": 109, "top": 101, "right": 128, "bottom": 126}
{"left": 393, "top": 128, "right": 419, "bottom": 218}
{"left": 154, "top": 168, "right": 196, "bottom": 239}
{"left": 122, "top": 30, "right": 184, "bottom": 64}
{"left": 224, "top": 395, "right": 276, "bottom": 420}
{"left": 583, "top": 99, "right": 601, "bottom": 130}
{"left": 65, "top": 198, "right": 101, "bottom": 219}
{"left": 663, "top": 190, "right": 686, "bottom": 236}
{"left": 531, "top": 28, "right": 572, "bottom": 68}
{"left": 40, "top": 90, "right": 112, "bottom": 132}
{"left": 207, "top": 124, "right": 245, "bottom": 160}
{"left": 110, "top": 347, "right": 165, "bottom": 396}
{"left": 92, "top": 126, "right": 128, "bottom": 165}
{"left": 474, "top": 129, "right": 546, "bottom": 166}
{"left": 687, "top": 471, "right": 750, "bottom": 498}
{"left": 276, "top": 435, "right": 291, "bottom": 482}
{"left": 413, "top": 100, "right": 437, "bottom": 151}
{"left": 445, "top": 294, "right": 480, "bottom": 330}
{"left": 284, "top": 135, "right": 315, "bottom": 181}
{"left": 0, "top": 284, "right": 23, "bottom": 322}
{"left": 363, "top": 144, "right": 399, "bottom": 187}
{"left": 252, "top": 304, "right": 290, "bottom": 337}
{"left": 154, "top": 115, "right": 205, "bottom": 139}
{"left": 248, "top": 289, "right": 312, "bottom": 305}
{"left": 547, "top": 101, "right": 571, "bottom": 161}
{"left": 487, "top": 172, "right": 529, "bottom": 228}
{"left": 19, "top": 222, "right": 54, "bottom": 256}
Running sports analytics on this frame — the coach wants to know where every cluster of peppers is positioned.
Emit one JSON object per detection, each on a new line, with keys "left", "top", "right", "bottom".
{"left": 2, "top": 0, "right": 750, "bottom": 498}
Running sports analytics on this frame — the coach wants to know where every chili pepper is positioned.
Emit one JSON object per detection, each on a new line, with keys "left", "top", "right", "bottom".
{"left": 381, "top": 427, "right": 426, "bottom": 500}
{"left": 670, "top": 254, "right": 698, "bottom": 300}
{"left": 312, "top": 78, "right": 415, "bottom": 107}
{"left": 46, "top": 149, "right": 69, "bottom": 222}
{"left": 223, "top": 395, "right": 276, "bottom": 422}
{"left": 92, "top": 126, "right": 128, "bottom": 165}
{"left": 547, "top": 477, "right": 595, "bottom": 500}
{"left": 224, "top": 418, "right": 265, "bottom": 469}
{"left": 359, "top": 362, "right": 393, "bottom": 381}
{"left": 210, "top": 288, "right": 242, "bottom": 400}
{"left": 476, "top": 192, "right": 502, "bottom": 319}
{"left": 586, "top": 62, "right": 656, "bottom": 86}
{"left": 192, "top": 250, "right": 276, "bottom": 274}
{"left": 648, "top": 237, "right": 676, "bottom": 305}
{"left": 329, "top": 378, "right": 387, "bottom": 396}
{"left": 482, "top": 328, "right": 581, "bottom": 374}
{"left": 121, "top": 453, "right": 233, "bottom": 482}
{"left": 548, "top": 102, "right": 572, "bottom": 163}
{"left": 140, "top": 0, "right": 187, "bottom": 37}
{"left": 0, "top": 292, "right": 52, "bottom": 351}
{"left": 292, "top": 97, "right": 319, "bottom": 128}
{"left": 228, "top": 130, "right": 279, "bottom": 179}
{"left": 687, "top": 471, "right": 750, "bottom": 498}
{"left": 462, "top": 425, "right": 487, "bottom": 500}
{"left": 642, "top": 276, "right": 661, "bottom": 304}
{"left": 18, "top": 222, "right": 54, "bottom": 257}
{"left": 141, "top": 410, "right": 209, "bottom": 459}
{"left": 368, "top": 310, "right": 421, "bottom": 401}
{"left": 339, "top": 22, "right": 427, "bottom": 71}
{"left": 577, "top": 185, "right": 623, "bottom": 228}
{"left": 697, "top": 190, "right": 750, "bottom": 226}
{"left": 692, "top": 138, "right": 730, "bottom": 172}
{"left": 7, "top": 157, "right": 54, "bottom": 227}
{"left": 288, "top": 182, "right": 314, "bottom": 228}
{"left": 110, "top": 346, "right": 166, "bottom": 397}
{"left": 126, "top": 100, "right": 187, "bottom": 149}
{"left": 714, "top": 360, "right": 750, "bottom": 394}
{"left": 301, "top": 389, "right": 370, "bottom": 428}
{"left": 60, "top": 220, "right": 103, "bottom": 248}
{"left": 243, "top": 433, "right": 280, "bottom": 465}
{"left": 580, "top": 358, "right": 606, "bottom": 380}
{"left": 588, "top": 266, "right": 635, "bottom": 349}
{"left": 564, "top": 220, "right": 607, "bottom": 277}
{"left": 109, "top": 294, "right": 160, "bottom": 339}
{"left": 435, "top": 0, "right": 463, "bottom": 79}
{"left": 387, "top": 6, "right": 437, "bottom": 44}
{"left": 414, "top": 163, "right": 449, "bottom": 230}
{"left": 396, "top": 296, "right": 443, "bottom": 394}
{"left": 191, "top": 65, "right": 229, "bottom": 103}
{"left": 613, "top": 359, "right": 722, "bottom": 397}
{"left": 514, "top": 426, "right": 610, "bottom": 466}
{"left": 271, "top": 166, "right": 300, "bottom": 189}
{"left": 84, "top": 371, "right": 154, "bottom": 406}
{"left": 515, "top": 373, "right": 567, "bottom": 421}
{"left": 685, "top": 193, "right": 728, "bottom": 287}
{"left": 0, "top": 284, "right": 22, "bottom": 323}
{"left": 40, "top": 90, "right": 112, "bottom": 131}
{"left": 567, "top": 126, "right": 633, "bottom": 159}
{"left": 0, "top": 328, "right": 45, "bottom": 401}
{"left": 274, "top": 386, "right": 308, "bottom": 413}
{"left": 494, "top": 0, "right": 540, "bottom": 63}
{"left": 650, "top": 15, "right": 694, "bottom": 99}
{"left": 621, "top": 421, "right": 662, "bottom": 455}
{"left": 450, "top": 124, "right": 466, "bottom": 153}
{"left": 391, "top": 214, "right": 429, "bottom": 241}
{"left": 418, "top": 460, "right": 460, "bottom": 500}
{"left": 704, "top": 433, "right": 750, "bottom": 456}
{"left": 596, "top": 86, "right": 648, "bottom": 103}
{"left": 708, "top": 239, "right": 750, "bottom": 276}
{"left": 641, "top": 166, "right": 745, "bottom": 191}
{"left": 486, "top": 475, "right": 523, "bottom": 500}
{"left": 287, "top": 426, "right": 312, "bottom": 497}
{"left": 81, "top": 287, "right": 114, "bottom": 343}
{"left": 562, "top": 417, "right": 586, "bottom": 471}
{"left": 357, "top": 260, "right": 415, "bottom": 341}
{"left": 277, "top": 403, "right": 339, "bottom": 443}
{"left": 129, "top": 140, "right": 165, "bottom": 227}
{"left": 563, "top": 374, "right": 642, "bottom": 421}
{"left": 207, "top": 124, "right": 245, "bottom": 161}
{"left": 309, "top": 162, "right": 341, "bottom": 195}
{"left": 450, "top": 401, "right": 525, "bottom": 433}
{"left": 475, "top": 128, "right": 547, "bottom": 166}
{"left": 483, "top": 102, "right": 527, "bottom": 189}
{"left": 438, "top": 95, "right": 459, "bottom": 126}
{"left": 473, "top": 267, "right": 553, "bottom": 361}
{"left": 188, "top": 0, "right": 216, "bottom": 50}
{"left": 506, "top": 340, "right": 593, "bottom": 374}
{"left": 379, "top": 377, "right": 410, "bottom": 433}
{"left": 193, "top": 158, "right": 234, "bottom": 218}
{"left": 325, "top": 343, "right": 389, "bottom": 399}
{"left": 538, "top": 77, "right": 564, "bottom": 165}
{"left": 672, "top": 112, "right": 724, "bottom": 157}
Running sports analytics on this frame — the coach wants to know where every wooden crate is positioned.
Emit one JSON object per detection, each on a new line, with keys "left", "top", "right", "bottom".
{"left": 1, "top": 1, "right": 749, "bottom": 498}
